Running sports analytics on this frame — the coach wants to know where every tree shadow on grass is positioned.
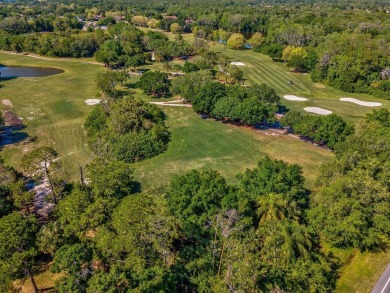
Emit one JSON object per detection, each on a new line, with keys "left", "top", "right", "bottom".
{"left": 0, "top": 76, "right": 18, "bottom": 81}
{"left": 0, "top": 126, "right": 29, "bottom": 149}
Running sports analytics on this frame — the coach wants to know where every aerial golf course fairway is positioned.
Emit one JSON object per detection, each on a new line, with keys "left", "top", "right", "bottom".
{"left": 1, "top": 45, "right": 390, "bottom": 185}
{"left": 1, "top": 34, "right": 390, "bottom": 293}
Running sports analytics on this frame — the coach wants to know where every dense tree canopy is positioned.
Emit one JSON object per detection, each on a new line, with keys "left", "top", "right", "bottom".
{"left": 84, "top": 97, "right": 170, "bottom": 163}
{"left": 0, "top": 1, "right": 389, "bottom": 291}
{"left": 281, "top": 111, "right": 353, "bottom": 149}
{"left": 309, "top": 109, "right": 390, "bottom": 250}
{"left": 138, "top": 71, "right": 170, "bottom": 97}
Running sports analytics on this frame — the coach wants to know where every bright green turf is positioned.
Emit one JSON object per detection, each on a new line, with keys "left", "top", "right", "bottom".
{"left": 142, "top": 28, "right": 390, "bottom": 122}
{"left": 133, "top": 106, "right": 332, "bottom": 189}
{"left": 0, "top": 52, "right": 105, "bottom": 177}
{"left": 220, "top": 48, "right": 390, "bottom": 121}
{"left": 0, "top": 52, "right": 332, "bottom": 186}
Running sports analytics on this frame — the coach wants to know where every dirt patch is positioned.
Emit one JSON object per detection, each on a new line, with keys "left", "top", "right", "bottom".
{"left": 2, "top": 110, "right": 23, "bottom": 126}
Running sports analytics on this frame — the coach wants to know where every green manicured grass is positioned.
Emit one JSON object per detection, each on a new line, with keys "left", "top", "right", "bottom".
{"left": 1, "top": 32, "right": 388, "bottom": 293}
{"left": 140, "top": 27, "right": 390, "bottom": 121}
{"left": 0, "top": 52, "right": 105, "bottom": 177}
{"left": 0, "top": 52, "right": 333, "bottom": 187}
{"left": 133, "top": 106, "right": 332, "bottom": 189}
{"left": 221, "top": 48, "right": 390, "bottom": 121}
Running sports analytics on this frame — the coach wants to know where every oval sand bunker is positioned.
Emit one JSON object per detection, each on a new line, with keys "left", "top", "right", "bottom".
{"left": 85, "top": 99, "right": 101, "bottom": 106}
{"left": 339, "top": 98, "right": 382, "bottom": 107}
{"left": 230, "top": 62, "right": 245, "bottom": 66}
{"left": 304, "top": 107, "right": 332, "bottom": 115}
{"left": 283, "top": 95, "right": 308, "bottom": 101}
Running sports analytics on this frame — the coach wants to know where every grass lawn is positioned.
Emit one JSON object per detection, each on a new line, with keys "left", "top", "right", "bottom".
{"left": 220, "top": 48, "right": 390, "bottom": 121}
{"left": 322, "top": 243, "right": 390, "bottom": 293}
{"left": 0, "top": 52, "right": 105, "bottom": 178}
{"left": 133, "top": 106, "right": 332, "bottom": 189}
{"left": 0, "top": 51, "right": 333, "bottom": 187}
{"left": 1, "top": 32, "right": 389, "bottom": 293}
{"left": 139, "top": 27, "right": 390, "bottom": 122}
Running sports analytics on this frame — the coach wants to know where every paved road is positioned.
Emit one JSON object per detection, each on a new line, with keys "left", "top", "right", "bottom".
{"left": 372, "top": 264, "right": 390, "bottom": 293}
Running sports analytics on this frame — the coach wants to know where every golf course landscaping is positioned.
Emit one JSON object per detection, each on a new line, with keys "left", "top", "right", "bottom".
{"left": 1, "top": 37, "right": 390, "bottom": 184}
{"left": 1, "top": 32, "right": 390, "bottom": 293}
{"left": 0, "top": 52, "right": 104, "bottom": 176}
{"left": 0, "top": 51, "right": 333, "bottom": 187}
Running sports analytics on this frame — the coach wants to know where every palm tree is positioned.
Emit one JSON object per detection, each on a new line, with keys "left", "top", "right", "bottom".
{"left": 256, "top": 193, "right": 300, "bottom": 225}
{"left": 257, "top": 193, "right": 289, "bottom": 224}
{"left": 262, "top": 220, "right": 312, "bottom": 265}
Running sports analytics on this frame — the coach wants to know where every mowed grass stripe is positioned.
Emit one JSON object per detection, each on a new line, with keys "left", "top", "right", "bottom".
{"left": 133, "top": 107, "right": 333, "bottom": 189}
{"left": 229, "top": 51, "right": 311, "bottom": 94}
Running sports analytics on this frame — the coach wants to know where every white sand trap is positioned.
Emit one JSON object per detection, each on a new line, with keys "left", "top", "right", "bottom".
{"left": 339, "top": 97, "right": 382, "bottom": 107}
{"left": 85, "top": 99, "right": 101, "bottom": 105}
{"left": 304, "top": 107, "right": 332, "bottom": 115}
{"left": 230, "top": 62, "right": 245, "bottom": 66}
{"left": 283, "top": 95, "right": 308, "bottom": 101}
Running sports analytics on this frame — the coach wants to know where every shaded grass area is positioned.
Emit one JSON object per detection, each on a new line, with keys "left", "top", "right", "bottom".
{"left": 0, "top": 52, "right": 105, "bottom": 178}
{"left": 322, "top": 243, "right": 390, "bottom": 293}
{"left": 133, "top": 107, "right": 333, "bottom": 189}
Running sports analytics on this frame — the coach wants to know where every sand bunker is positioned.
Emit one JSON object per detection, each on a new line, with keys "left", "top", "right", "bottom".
{"left": 283, "top": 95, "right": 308, "bottom": 101}
{"left": 339, "top": 97, "right": 382, "bottom": 107}
{"left": 304, "top": 107, "right": 332, "bottom": 115}
{"left": 230, "top": 62, "right": 245, "bottom": 66}
{"left": 85, "top": 99, "right": 101, "bottom": 106}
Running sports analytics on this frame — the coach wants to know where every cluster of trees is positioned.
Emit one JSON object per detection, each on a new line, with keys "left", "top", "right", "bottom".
{"left": 0, "top": 154, "right": 339, "bottom": 292}
{"left": 281, "top": 111, "right": 354, "bottom": 149}
{"left": 138, "top": 71, "right": 170, "bottom": 97}
{"left": 309, "top": 109, "right": 390, "bottom": 250}
{"left": 84, "top": 96, "right": 170, "bottom": 163}
{"left": 94, "top": 28, "right": 193, "bottom": 67}
{"left": 0, "top": 21, "right": 193, "bottom": 64}
{"left": 4, "top": 0, "right": 388, "bottom": 99}
{"left": 1, "top": 105, "right": 389, "bottom": 292}
{"left": 172, "top": 71, "right": 281, "bottom": 125}
{"left": 0, "top": 146, "right": 70, "bottom": 292}
{"left": 0, "top": 30, "right": 99, "bottom": 57}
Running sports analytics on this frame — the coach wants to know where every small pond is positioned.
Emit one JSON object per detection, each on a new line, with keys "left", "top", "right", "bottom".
{"left": 0, "top": 66, "right": 64, "bottom": 78}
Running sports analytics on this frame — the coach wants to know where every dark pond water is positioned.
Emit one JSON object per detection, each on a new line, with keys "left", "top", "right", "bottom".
{"left": 0, "top": 66, "right": 64, "bottom": 78}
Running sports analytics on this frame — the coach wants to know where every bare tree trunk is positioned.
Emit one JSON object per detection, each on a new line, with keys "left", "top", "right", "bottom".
{"left": 44, "top": 159, "right": 57, "bottom": 204}
{"left": 79, "top": 163, "right": 85, "bottom": 187}
{"left": 217, "top": 238, "right": 227, "bottom": 277}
